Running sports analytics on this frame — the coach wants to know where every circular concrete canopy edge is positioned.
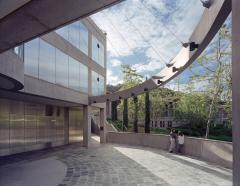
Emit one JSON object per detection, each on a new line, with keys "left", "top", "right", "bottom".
{"left": 89, "top": 0, "right": 232, "bottom": 104}
{"left": 0, "top": 73, "right": 24, "bottom": 91}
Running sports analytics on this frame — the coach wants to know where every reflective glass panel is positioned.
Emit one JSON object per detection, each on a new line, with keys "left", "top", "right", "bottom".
{"left": 79, "top": 22, "right": 88, "bottom": 55}
{"left": 69, "top": 57, "right": 80, "bottom": 90}
{"left": 56, "top": 25, "right": 68, "bottom": 40}
{"left": 91, "top": 71, "right": 98, "bottom": 96}
{"left": 56, "top": 48, "right": 68, "bottom": 87}
{"left": 39, "top": 39, "right": 56, "bottom": 83}
{"left": 79, "top": 63, "right": 88, "bottom": 93}
{"left": 92, "top": 36, "right": 104, "bottom": 67}
{"left": 69, "top": 22, "right": 80, "bottom": 49}
{"left": 92, "top": 36, "right": 99, "bottom": 64}
{"left": 24, "top": 38, "right": 39, "bottom": 78}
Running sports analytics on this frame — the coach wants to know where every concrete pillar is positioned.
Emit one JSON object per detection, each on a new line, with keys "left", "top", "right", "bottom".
{"left": 106, "top": 100, "right": 111, "bottom": 119}
{"left": 83, "top": 105, "right": 91, "bottom": 148}
{"left": 232, "top": 1, "right": 240, "bottom": 185}
{"left": 64, "top": 107, "right": 69, "bottom": 145}
{"left": 100, "top": 107, "right": 106, "bottom": 143}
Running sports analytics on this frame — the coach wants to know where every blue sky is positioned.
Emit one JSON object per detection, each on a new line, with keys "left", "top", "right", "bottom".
{"left": 91, "top": 0, "right": 206, "bottom": 87}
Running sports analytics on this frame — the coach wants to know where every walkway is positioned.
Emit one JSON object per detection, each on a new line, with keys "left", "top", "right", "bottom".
{"left": 0, "top": 136, "right": 232, "bottom": 186}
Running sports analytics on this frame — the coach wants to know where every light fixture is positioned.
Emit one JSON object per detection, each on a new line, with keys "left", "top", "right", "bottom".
{"left": 144, "top": 88, "right": 148, "bottom": 91}
{"left": 200, "top": 0, "right": 212, "bottom": 8}
{"left": 131, "top": 93, "right": 135, "bottom": 97}
{"left": 190, "top": 42, "right": 199, "bottom": 51}
{"left": 157, "top": 80, "right": 163, "bottom": 85}
{"left": 119, "top": 96, "right": 122, "bottom": 100}
{"left": 172, "top": 66, "right": 179, "bottom": 73}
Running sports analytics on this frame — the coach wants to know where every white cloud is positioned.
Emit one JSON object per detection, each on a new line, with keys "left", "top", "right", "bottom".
{"left": 111, "top": 59, "right": 122, "bottom": 67}
{"left": 107, "top": 69, "right": 123, "bottom": 85}
{"left": 91, "top": 0, "right": 204, "bottom": 84}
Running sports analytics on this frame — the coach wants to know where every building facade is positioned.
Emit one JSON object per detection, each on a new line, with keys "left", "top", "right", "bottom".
{"left": 0, "top": 17, "right": 106, "bottom": 156}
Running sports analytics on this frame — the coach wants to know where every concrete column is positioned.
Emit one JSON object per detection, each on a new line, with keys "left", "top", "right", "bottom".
{"left": 232, "top": 1, "right": 240, "bottom": 185}
{"left": 100, "top": 107, "right": 106, "bottom": 143}
{"left": 106, "top": 100, "right": 111, "bottom": 119}
{"left": 83, "top": 105, "right": 91, "bottom": 148}
{"left": 64, "top": 107, "right": 69, "bottom": 145}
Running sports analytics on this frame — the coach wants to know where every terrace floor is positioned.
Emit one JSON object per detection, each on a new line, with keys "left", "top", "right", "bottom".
{"left": 0, "top": 136, "right": 232, "bottom": 186}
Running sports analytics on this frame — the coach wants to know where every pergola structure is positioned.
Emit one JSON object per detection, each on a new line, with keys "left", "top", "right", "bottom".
{"left": 0, "top": 0, "right": 238, "bottom": 185}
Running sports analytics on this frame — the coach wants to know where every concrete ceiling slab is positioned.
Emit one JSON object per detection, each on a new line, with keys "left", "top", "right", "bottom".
{"left": 0, "top": 0, "right": 124, "bottom": 53}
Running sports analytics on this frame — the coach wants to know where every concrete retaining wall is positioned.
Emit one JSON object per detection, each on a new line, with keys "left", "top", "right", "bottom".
{"left": 106, "top": 132, "right": 232, "bottom": 169}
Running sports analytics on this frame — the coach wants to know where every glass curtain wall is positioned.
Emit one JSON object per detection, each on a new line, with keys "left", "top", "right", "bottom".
{"left": 92, "top": 36, "right": 105, "bottom": 67}
{"left": 91, "top": 71, "right": 105, "bottom": 96}
{"left": 24, "top": 38, "right": 88, "bottom": 94}
{"left": 56, "top": 21, "right": 88, "bottom": 56}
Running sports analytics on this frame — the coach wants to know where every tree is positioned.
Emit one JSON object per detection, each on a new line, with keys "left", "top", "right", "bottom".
{"left": 123, "top": 98, "right": 128, "bottom": 130}
{"left": 145, "top": 90, "right": 150, "bottom": 133}
{"left": 133, "top": 96, "right": 138, "bottom": 133}
{"left": 186, "top": 24, "right": 232, "bottom": 138}
{"left": 111, "top": 101, "right": 118, "bottom": 121}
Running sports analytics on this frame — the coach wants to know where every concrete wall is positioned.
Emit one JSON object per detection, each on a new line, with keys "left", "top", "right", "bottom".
{"left": 106, "top": 132, "right": 232, "bottom": 169}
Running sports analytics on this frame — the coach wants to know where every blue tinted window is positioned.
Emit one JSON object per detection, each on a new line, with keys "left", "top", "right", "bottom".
{"left": 91, "top": 71, "right": 105, "bottom": 96}
{"left": 79, "top": 22, "right": 88, "bottom": 55}
{"left": 56, "top": 49, "right": 68, "bottom": 87}
{"left": 24, "top": 38, "right": 39, "bottom": 78}
{"left": 69, "top": 57, "right": 80, "bottom": 90}
{"left": 56, "top": 25, "right": 68, "bottom": 41}
{"left": 39, "top": 39, "right": 55, "bottom": 83}
{"left": 80, "top": 63, "right": 88, "bottom": 93}
{"left": 92, "top": 36, "right": 104, "bottom": 67}
{"left": 69, "top": 22, "right": 80, "bottom": 49}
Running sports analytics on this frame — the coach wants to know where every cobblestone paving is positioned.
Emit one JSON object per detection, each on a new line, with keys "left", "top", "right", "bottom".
{"left": 0, "top": 136, "right": 232, "bottom": 186}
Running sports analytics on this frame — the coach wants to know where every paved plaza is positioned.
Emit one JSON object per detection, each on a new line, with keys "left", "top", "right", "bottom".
{"left": 0, "top": 136, "right": 232, "bottom": 186}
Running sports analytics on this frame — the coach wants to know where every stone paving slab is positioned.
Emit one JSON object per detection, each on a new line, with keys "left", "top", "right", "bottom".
{"left": 0, "top": 136, "right": 232, "bottom": 186}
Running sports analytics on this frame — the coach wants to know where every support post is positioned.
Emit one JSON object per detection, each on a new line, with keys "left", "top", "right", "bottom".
{"left": 232, "top": 0, "right": 240, "bottom": 185}
{"left": 100, "top": 107, "right": 106, "bottom": 143}
{"left": 83, "top": 105, "right": 91, "bottom": 148}
{"left": 64, "top": 107, "right": 69, "bottom": 145}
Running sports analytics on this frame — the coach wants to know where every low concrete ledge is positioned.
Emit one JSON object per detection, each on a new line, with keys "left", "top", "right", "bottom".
{"left": 106, "top": 132, "right": 232, "bottom": 169}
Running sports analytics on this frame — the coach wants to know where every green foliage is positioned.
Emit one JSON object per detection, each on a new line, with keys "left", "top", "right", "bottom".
{"left": 107, "top": 119, "right": 123, "bottom": 131}
{"left": 111, "top": 101, "right": 118, "bottom": 121}
{"left": 151, "top": 128, "right": 170, "bottom": 135}
{"left": 145, "top": 91, "right": 150, "bottom": 133}
{"left": 174, "top": 93, "right": 213, "bottom": 128}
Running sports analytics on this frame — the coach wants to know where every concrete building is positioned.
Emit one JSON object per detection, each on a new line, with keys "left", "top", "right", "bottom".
{"left": 0, "top": 17, "right": 106, "bottom": 156}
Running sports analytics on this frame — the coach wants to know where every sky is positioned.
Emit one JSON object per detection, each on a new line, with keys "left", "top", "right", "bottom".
{"left": 91, "top": 0, "right": 206, "bottom": 88}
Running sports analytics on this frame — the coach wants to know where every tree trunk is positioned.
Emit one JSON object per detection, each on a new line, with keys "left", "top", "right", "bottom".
{"left": 123, "top": 98, "right": 128, "bottom": 130}
{"left": 133, "top": 96, "right": 138, "bottom": 133}
{"left": 111, "top": 101, "right": 118, "bottom": 121}
{"left": 145, "top": 91, "right": 150, "bottom": 133}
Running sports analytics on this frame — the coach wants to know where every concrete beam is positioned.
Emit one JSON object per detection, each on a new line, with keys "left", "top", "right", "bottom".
{"left": 89, "top": 0, "right": 232, "bottom": 104}
{"left": 0, "top": 0, "right": 124, "bottom": 53}
{"left": 232, "top": 0, "right": 240, "bottom": 185}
